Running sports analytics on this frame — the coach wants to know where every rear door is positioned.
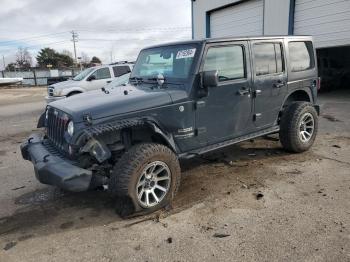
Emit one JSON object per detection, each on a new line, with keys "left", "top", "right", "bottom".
{"left": 251, "top": 40, "right": 287, "bottom": 128}
{"left": 112, "top": 65, "right": 131, "bottom": 78}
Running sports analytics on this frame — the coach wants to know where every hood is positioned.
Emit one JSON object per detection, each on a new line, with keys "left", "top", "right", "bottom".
{"left": 51, "top": 79, "right": 81, "bottom": 89}
{"left": 50, "top": 84, "right": 174, "bottom": 122}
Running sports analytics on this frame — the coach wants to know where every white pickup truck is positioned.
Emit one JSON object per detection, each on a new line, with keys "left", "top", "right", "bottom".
{"left": 46, "top": 62, "right": 133, "bottom": 103}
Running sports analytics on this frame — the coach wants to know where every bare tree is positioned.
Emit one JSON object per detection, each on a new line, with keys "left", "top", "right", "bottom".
{"left": 62, "top": 49, "right": 73, "bottom": 58}
{"left": 81, "top": 52, "right": 90, "bottom": 63}
{"left": 16, "top": 47, "right": 32, "bottom": 70}
{"left": 80, "top": 52, "right": 90, "bottom": 68}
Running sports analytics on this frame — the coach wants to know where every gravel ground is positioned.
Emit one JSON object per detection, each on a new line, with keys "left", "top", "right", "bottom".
{"left": 0, "top": 88, "right": 349, "bottom": 262}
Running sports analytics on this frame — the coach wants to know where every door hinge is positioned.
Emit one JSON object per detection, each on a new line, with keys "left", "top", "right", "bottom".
{"left": 253, "top": 113, "right": 262, "bottom": 121}
{"left": 195, "top": 101, "right": 206, "bottom": 109}
{"left": 253, "top": 90, "right": 262, "bottom": 98}
{"left": 196, "top": 127, "right": 207, "bottom": 135}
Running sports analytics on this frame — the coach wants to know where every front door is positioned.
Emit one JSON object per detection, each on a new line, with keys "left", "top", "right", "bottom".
{"left": 251, "top": 40, "right": 287, "bottom": 128}
{"left": 195, "top": 41, "right": 253, "bottom": 145}
{"left": 86, "top": 67, "right": 113, "bottom": 91}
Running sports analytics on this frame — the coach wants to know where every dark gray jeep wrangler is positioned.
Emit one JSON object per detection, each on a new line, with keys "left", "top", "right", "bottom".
{"left": 21, "top": 36, "right": 320, "bottom": 216}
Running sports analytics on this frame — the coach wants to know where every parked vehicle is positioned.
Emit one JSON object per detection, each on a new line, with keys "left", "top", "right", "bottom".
{"left": 0, "top": 77, "right": 23, "bottom": 86}
{"left": 45, "top": 62, "right": 133, "bottom": 103}
{"left": 21, "top": 36, "right": 320, "bottom": 217}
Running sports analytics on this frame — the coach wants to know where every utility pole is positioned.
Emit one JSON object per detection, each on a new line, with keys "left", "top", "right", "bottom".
{"left": 2, "top": 55, "right": 5, "bottom": 70}
{"left": 71, "top": 31, "right": 78, "bottom": 66}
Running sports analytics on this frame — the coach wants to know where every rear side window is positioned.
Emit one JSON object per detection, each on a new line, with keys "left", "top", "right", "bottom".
{"left": 203, "top": 45, "right": 245, "bottom": 81}
{"left": 254, "top": 43, "right": 284, "bottom": 76}
{"left": 92, "top": 68, "right": 111, "bottom": 80}
{"left": 289, "top": 41, "right": 315, "bottom": 72}
{"left": 113, "top": 66, "right": 131, "bottom": 77}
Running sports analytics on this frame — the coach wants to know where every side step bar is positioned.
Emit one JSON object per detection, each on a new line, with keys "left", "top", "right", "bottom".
{"left": 179, "top": 126, "right": 280, "bottom": 159}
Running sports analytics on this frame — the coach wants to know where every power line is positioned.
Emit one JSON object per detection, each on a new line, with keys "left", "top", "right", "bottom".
{"left": 79, "top": 36, "right": 189, "bottom": 42}
{"left": 77, "top": 26, "right": 191, "bottom": 33}
{"left": 0, "top": 31, "right": 69, "bottom": 45}
{"left": 0, "top": 40, "right": 69, "bottom": 52}
{"left": 0, "top": 26, "right": 190, "bottom": 47}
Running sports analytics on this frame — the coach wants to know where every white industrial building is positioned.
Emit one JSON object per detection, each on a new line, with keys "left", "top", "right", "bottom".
{"left": 191, "top": 0, "right": 350, "bottom": 91}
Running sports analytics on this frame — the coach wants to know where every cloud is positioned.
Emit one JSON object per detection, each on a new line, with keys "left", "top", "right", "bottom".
{"left": 0, "top": 0, "right": 191, "bottom": 69}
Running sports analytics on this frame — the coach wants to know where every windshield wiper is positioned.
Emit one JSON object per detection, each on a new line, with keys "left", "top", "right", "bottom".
{"left": 129, "top": 76, "right": 144, "bottom": 84}
{"left": 147, "top": 74, "right": 167, "bottom": 88}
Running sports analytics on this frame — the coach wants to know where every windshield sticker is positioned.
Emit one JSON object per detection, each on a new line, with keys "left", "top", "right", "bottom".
{"left": 176, "top": 48, "right": 196, "bottom": 59}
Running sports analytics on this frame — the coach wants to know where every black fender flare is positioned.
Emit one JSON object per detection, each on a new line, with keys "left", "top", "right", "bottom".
{"left": 75, "top": 117, "right": 179, "bottom": 154}
{"left": 37, "top": 111, "right": 46, "bottom": 128}
{"left": 143, "top": 120, "right": 178, "bottom": 153}
{"left": 280, "top": 89, "right": 313, "bottom": 111}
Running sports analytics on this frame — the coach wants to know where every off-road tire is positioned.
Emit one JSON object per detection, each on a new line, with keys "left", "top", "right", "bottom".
{"left": 279, "top": 102, "right": 318, "bottom": 153}
{"left": 108, "top": 143, "right": 181, "bottom": 218}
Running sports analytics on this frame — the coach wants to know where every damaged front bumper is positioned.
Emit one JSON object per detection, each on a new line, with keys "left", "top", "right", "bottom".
{"left": 20, "top": 133, "right": 92, "bottom": 192}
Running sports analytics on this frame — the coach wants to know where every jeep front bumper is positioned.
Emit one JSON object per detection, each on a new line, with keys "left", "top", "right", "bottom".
{"left": 20, "top": 133, "right": 92, "bottom": 192}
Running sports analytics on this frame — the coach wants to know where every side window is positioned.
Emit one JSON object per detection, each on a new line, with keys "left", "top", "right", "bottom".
{"left": 203, "top": 45, "right": 245, "bottom": 81}
{"left": 113, "top": 66, "right": 131, "bottom": 77}
{"left": 289, "top": 41, "right": 315, "bottom": 72}
{"left": 254, "top": 43, "right": 284, "bottom": 76}
{"left": 92, "top": 68, "right": 111, "bottom": 80}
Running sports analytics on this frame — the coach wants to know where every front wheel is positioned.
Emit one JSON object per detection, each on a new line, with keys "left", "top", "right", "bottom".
{"left": 108, "top": 143, "right": 181, "bottom": 217}
{"left": 279, "top": 102, "right": 318, "bottom": 153}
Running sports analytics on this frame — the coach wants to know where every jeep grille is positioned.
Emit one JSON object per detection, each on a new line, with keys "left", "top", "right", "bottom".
{"left": 46, "top": 108, "right": 69, "bottom": 151}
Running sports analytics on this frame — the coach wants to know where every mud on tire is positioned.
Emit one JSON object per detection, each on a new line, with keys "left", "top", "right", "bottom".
{"left": 279, "top": 102, "right": 318, "bottom": 153}
{"left": 108, "top": 143, "right": 181, "bottom": 218}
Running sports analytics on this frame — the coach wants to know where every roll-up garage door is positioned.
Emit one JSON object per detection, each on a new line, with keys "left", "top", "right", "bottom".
{"left": 210, "top": 0, "right": 264, "bottom": 38}
{"left": 294, "top": 0, "right": 350, "bottom": 48}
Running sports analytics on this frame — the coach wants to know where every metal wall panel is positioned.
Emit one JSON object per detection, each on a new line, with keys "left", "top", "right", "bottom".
{"left": 192, "top": 0, "right": 242, "bottom": 39}
{"left": 264, "top": 0, "right": 290, "bottom": 35}
{"left": 209, "top": 0, "right": 264, "bottom": 38}
{"left": 294, "top": 0, "right": 350, "bottom": 48}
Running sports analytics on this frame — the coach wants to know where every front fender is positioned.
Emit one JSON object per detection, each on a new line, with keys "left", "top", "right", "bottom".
{"left": 74, "top": 117, "right": 178, "bottom": 153}
{"left": 60, "top": 86, "right": 85, "bottom": 96}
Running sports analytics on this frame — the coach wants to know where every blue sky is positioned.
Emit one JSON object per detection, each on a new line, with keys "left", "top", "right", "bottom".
{"left": 0, "top": 0, "right": 191, "bottom": 69}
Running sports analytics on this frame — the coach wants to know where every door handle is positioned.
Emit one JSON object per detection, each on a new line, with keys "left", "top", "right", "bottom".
{"left": 237, "top": 89, "right": 250, "bottom": 96}
{"left": 273, "top": 81, "right": 285, "bottom": 88}
{"left": 106, "top": 80, "right": 112, "bottom": 83}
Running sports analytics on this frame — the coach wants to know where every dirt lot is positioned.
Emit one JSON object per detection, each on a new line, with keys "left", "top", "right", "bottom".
{"left": 0, "top": 88, "right": 349, "bottom": 262}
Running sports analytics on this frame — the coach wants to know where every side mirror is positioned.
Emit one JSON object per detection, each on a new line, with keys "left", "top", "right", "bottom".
{"left": 87, "top": 75, "right": 96, "bottom": 81}
{"left": 202, "top": 70, "right": 219, "bottom": 88}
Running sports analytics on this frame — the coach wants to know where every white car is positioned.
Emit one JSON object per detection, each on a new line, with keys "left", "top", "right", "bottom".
{"left": 46, "top": 62, "right": 133, "bottom": 103}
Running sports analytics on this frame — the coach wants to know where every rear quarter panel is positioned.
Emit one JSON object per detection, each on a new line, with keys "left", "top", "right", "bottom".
{"left": 284, "top": 37, "right": 318, "bottom": 104}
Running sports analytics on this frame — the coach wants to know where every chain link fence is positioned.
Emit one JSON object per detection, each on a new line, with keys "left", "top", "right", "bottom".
{"left": 1, "top": 68, "right": 81, "bottom": 86}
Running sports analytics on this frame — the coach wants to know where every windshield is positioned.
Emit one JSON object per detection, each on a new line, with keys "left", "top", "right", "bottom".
{"left": 105, "top": 73, "right": 130, "bottom": 88}
{"left": 131, "top": 44, "right": 198, "bottom": 80}
{"left": 73, "top": 67, "right": 95, "bottom": 81}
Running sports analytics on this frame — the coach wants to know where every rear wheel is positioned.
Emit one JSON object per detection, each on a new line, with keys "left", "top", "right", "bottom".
{"left": 279, "top": 102, "right": 318, "bottom": 153}
{"left": 108, "top": 143, "right": 181, "bottom": 217}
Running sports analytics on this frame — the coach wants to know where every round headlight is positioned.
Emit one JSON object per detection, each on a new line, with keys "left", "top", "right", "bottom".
{"left": 67, "top": 121, "right": 74, "bottom": 136}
